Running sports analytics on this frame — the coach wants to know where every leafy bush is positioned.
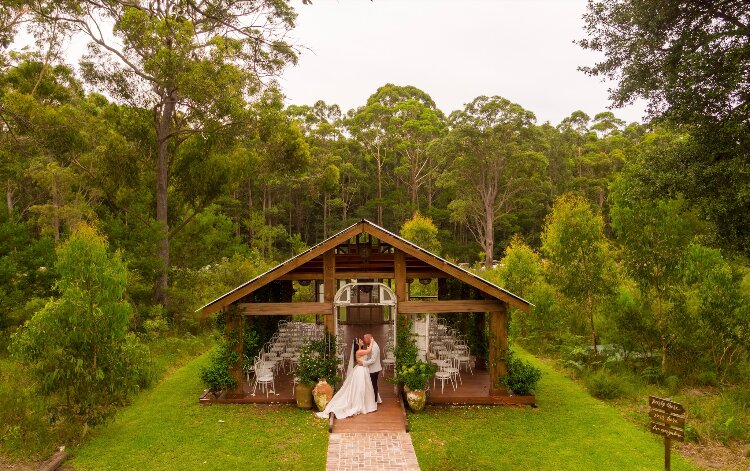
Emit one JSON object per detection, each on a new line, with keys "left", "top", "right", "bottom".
{"left": 199, "top": 339, "right": 238, "bottom": 395}
{"left": 296, "top": 332, "right": 339, "bottom": 387}
{"left": 639, "top": 366, "right": 663, "bottom": 385}
{"left": 665, "top": 375, "right": 681, "bottom": 395}
{"left": 695, "top": 370, "right": 718, "bottom": 387}
{"left": 393, "top": 360, "right": 436, "bottom": 391}
{"left": 584, "top": 369, "right": 633, "bottom": 400}
{"left": 501, "top": 351, "right": 542, "bottom": 395}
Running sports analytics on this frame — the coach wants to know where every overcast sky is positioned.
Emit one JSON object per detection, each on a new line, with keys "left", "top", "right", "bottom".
{"left": 281, "top": 0, "right": 645, "bottom": 125}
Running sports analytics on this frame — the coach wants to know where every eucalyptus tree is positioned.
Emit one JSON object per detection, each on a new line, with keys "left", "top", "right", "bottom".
{"left": 24, "top": 0, "right": 300, "bottom": 304}
{"left": 365, "top": 84, "right": 445, "bottom": 212}
{"left": 11, "top": 223, "right": 149, "bottom": 424}
{"left": 542, "top": 193, "right": 615, "bottom": 354}
{"left": 441, "top": 95, "right": 548, "bottom": 268}
{"left": 610, "top": 186, "right": 700, "bottom": 373}
{"left": 347, "top": 98, "right": 392, "bottom": 225}
{"left": 287, "top": 100, "right": 345, "bottom": 239}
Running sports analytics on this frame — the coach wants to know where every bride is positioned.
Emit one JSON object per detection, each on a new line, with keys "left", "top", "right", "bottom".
{"left": 316, "top": 338, "right": 377, "bottom": 419}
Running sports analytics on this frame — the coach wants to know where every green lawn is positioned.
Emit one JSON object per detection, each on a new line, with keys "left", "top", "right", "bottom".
{"left": 410, "top": 348, "right": 699, "bottom": 471}
{"left": 70, "top": 352, "right": 328, "bottom": 470}
{"left": 70, "top": 345, "right": 702, "bottom": 471}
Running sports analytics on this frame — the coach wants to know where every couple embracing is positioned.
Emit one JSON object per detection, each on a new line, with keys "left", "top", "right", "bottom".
{"left": 316, "top": 334, "right": 382, "bottom": 420}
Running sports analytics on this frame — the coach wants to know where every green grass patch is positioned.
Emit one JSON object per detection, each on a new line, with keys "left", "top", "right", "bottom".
{"left": 410, "top": 347, "right": 698, "bottom": 471}
{"left": 69, "top": 351, "right": 328, "bottom": 470}
{"left": 0, "top": 333, "right": 214, "bottom": 462}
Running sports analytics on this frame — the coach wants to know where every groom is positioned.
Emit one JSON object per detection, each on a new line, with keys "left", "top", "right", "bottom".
{"left": 359, "top": 333, "right": 382, "bottom": 404}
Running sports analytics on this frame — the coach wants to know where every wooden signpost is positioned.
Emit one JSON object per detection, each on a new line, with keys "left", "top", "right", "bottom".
{"left": 648, "top": 396, "right": 686, "bottom": 471}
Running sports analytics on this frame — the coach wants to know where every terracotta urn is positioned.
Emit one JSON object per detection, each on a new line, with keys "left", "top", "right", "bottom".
{"left": 313, "top": 378, "right": 334, "bottom": 411}
{"left": 404, "top": 386, "right": 426, "bottom": 412}
{"left": 295, "top": 383, "right": 314, "bottom": 409}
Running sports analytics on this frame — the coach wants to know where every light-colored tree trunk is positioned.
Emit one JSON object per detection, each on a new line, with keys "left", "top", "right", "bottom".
{"left": 589, "top": 295, "right": 598, "bottom": 354}
{"left": 51, "top": 181, "right": 60, "bottom": 242}
{"left": 484, "top": 201, "right": 494, "bottom": 268}
{"left": 155, "top": 93, "right": 176, "bottom": 306}
{"left": 6, "top": 181, "right": 13, "bottom": 216}
{"left": 376, "top": 155, "right": 383, "bottom": 225}
{"left": 323, "top": 193, "right": 328, "bottom": 238}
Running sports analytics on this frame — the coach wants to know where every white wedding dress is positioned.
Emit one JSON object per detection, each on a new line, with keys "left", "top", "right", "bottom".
{"left": 316, "top": 344, "right": 377, "bottom": 419}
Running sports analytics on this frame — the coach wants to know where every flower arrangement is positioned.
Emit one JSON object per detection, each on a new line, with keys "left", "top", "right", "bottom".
{"left": 393, "top": 360, "right": 436, "bottom": 391}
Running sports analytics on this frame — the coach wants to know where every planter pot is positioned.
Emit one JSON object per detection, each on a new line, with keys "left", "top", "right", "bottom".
{"left": 295, "top": 383, "right": 314, "bottom": 409}
{"left": 404, "top": 386, "right": 426, "bottom": 412}
{"left": 313, "top": 378, "right": 334, "bottom": 411}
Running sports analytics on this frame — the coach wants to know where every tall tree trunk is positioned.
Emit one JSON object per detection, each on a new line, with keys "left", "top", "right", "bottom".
{"left": 342, "top": 185, "right": 348, "bottom": 221}
{"left": 376, "top": 157, "right": 383, "bottom": 226}
{"left": 657, "top": 287, "right": 667, "bottom": 374}
{"left": 427, "top": 176, "right": 433, "bottom": 209}
{"left": 295, "top": 194, "right": 302, "bottom": 234}
{"left": 6, "top": 181, "right": 13, "bottom": 216}
{"left": 411, "top": 167, "right": 418, "bottom": 209}
{"left": 155, "top": 94, "right": 176, "bottom": 306}
{"left": 589, "top": 296, "right": 598, "bottom": 354}
{"left": 323, "top": 193, "right": 328, "bottom": 238}
{"left": 51, "top": 180, "right": 60, "bottom": 243}
{"left": 484, "top": 203, "right": 494, "bottom": 268}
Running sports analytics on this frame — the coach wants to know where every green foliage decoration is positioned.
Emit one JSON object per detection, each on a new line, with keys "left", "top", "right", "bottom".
{"left": 393, "top": 315, "right": 419, "bottom": 373}
{"left": 295, "top": 332, "right": 340, "bottom": 387}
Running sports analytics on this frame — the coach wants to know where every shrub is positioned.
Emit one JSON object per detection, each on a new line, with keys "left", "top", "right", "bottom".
{"left": 199, "top": 339, "right": 238, "bottom": 395}
{"left": 584, "top": 369, "right": 633, "bottom": 400}
{"left": 394, "top": 315, "right": 419, "bottom": 373}
{"left": 296, "top": 333, "right": 339, "bottom": 387}
{"left": 639, "top": 366, "right": 663, "bottom": 385}
{"left": 501, "top": 351, "right": 542, "bottom": 396}
{"left": 10, "top": 224, "right": 150, "bottom": 425}
{"left": 665, "top": 375, "right": 681, "bottom": 395}
{"left": 392, "top": 360, "right": 436, "bottom": 391}
{"left": 695, "top": 371, "right": 719, "bottom": 387}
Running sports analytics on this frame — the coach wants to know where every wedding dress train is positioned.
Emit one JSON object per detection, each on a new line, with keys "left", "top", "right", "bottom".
{"left": 315, "top": 360, "right": 377, "bottom": 419}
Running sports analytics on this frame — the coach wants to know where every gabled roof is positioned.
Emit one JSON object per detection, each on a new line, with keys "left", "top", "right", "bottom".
{"left": 198, "top": 219, "right": 531, "bottom": 315}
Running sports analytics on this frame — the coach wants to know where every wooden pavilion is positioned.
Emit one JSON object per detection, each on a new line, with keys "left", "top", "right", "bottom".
{"left": 199, "top": 220, "right": 533, "bottom": 406}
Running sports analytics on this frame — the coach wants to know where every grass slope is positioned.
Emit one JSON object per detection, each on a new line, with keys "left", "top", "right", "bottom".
{"left": 410, "top": 348, "right": 698, "bottom": 471}
{"left": 70, "top": 352, "right": 328, "bottom": 470}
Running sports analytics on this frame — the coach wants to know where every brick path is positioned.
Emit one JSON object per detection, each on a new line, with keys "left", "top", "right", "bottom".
{"left": 326, "top": 432, "right": 420, "bottom": 470}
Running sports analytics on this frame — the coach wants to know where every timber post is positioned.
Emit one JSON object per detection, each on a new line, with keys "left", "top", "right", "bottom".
{"left": 323, "top": 249, "right": 336, "bottom": 333}
{"left": 488, "top": 302, "right": 509, "bottom": 396}
{"left": 394, "top": 249, "right": 407, "bottom": 305}
{"left": 224, "top": 306, "right": 245, "bottom": 398}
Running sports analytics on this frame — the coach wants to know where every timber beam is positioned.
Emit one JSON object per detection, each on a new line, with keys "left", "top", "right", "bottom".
{"left": 238, "top": 302, "right": 332, "bottom": 316}
{"left": 399, "top": 300, "right": 504, "bottom": 314}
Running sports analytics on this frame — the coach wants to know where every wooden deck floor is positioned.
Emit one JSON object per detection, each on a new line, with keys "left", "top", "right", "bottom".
{"left": 332, "top": 323, "right": 407, "bottom": 433}
{"left": 426, "top": 369, "right": 536, "bottom": 406}
{"left": 199, "top": 322, "right": 534, "bottom": 408}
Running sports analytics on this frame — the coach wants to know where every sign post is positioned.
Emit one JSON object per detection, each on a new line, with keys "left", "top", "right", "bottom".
{"left": 648, "top": 396, "right": 686, "bottom": 471}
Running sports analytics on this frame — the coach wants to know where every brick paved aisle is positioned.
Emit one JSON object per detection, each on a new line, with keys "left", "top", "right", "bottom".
{"left": 326, "top": 432, "right": 420, "bottom": 471}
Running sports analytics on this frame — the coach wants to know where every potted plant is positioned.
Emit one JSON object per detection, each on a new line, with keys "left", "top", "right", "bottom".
{"left": 295, "top": 334, "right": 340, "bottom": 410}
{"left": 392, "top": 360, "right": 436, "bottom": 412}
